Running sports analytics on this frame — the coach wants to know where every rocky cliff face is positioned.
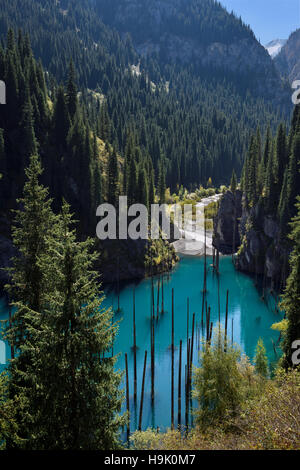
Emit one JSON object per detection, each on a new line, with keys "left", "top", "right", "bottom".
{"left": 213, "top": 191, "right": 290, "bottom": 285}
{"left": 235, "top": 202, "right": 290, "bottom": 286}
{"left": 275, "top": 29, "right": 300, "bottom": 83}
{"left": 213, "top": 190, "right": 242, "bottom": 255}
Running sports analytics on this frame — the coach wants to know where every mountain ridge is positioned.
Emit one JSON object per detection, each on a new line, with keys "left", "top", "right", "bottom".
{"left": 94, "top": 0, "right": 288, "bottom": 103}
{"left": 274, "top": 29, "right": 300, "bottom": 83}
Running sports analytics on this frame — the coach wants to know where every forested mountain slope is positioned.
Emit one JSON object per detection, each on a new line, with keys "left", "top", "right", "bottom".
{"left": 214, "top": 104, "right": 300, "bottom": 293}
{"left": 94, "top": 0, "right": 288, "bottom": 101}
{"left": 0, "top": 0, "right": 290, "bottom": 191}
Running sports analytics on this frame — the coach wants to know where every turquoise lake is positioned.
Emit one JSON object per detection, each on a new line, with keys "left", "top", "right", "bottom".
{"left": 0, "top": 255, "right": 282, "bottom": 434}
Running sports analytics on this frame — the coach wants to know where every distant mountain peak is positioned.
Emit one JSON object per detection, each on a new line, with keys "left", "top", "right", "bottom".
{"left": 265, "top": 39, "right": 286, "bottom": 58}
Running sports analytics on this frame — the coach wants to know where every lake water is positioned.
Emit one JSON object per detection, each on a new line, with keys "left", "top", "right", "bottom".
{"left": 0, "top": 255, "right": 282, "bottom": 434}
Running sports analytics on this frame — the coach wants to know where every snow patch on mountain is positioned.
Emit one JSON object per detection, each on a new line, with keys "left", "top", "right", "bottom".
{"left": 265, "top": 39, "right": 286, "bottom": 58}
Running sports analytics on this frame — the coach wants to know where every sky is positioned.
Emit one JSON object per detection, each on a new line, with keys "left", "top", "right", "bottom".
{"left": 220, "top": 0, "right": 300, "bottom": 44}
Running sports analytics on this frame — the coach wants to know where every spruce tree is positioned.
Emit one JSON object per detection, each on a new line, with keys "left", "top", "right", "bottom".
{"left": 4, "top": 48, "right": 19, "bottom": 130}
{"left": 5, "top": 155, "right": 124, "bottom": 448}
{"left": 19, "top": 91, "right": 37, "bottom": 162}
{"left": 107, "top": 147, "right": 119, "bottom": 207}
{"left": 158, "top": 161, "right": 166, "bottom": 204}
{"left": 137, "top": 165, "right": 149, "bottom": 208}
{"left": 263, "top": 125, "right": 272, "bottom": 169}
{"left": 278, "top": 168, "right": 290, "bottom": 237}
{"left": 4, "top": 155, "right": 58, "bottom": 445}
{"left": 8, "top": 203, "right": 124, "bottom": 449}
{"left": 90, "top": 133, "right": 102, "bottom": 212}
{"left": 6, "top": 155, "right": 56, "bottom": 328}
{"left": 66, "top": 60, "right": 78, "bottom": 121}
{"left": 53, "top": 85, "right": 70, "bottom": 150}
{"left": 264, "top": 142, "right": 277, "bottom": 214}
{"left": 230, "top": 169, "right": 237, "bottom": 193}
{"left": 149, "top": 167, "right": 156, "bottom": 206}
{"left": 128, "top": 156, "right": 138, "bottom": 206}
{"left": 274, "top": 123, "right": 287, "bottom": 193}
{"left": 246, "top": 136, "right": 258, "bottom": 206}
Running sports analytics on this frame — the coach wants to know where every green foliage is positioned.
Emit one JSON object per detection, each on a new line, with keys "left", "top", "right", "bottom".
{"left": 0, "top": 0, "right": 284, "bottom": 198}
{"left": 193, "top": 329, "right": 245, "bottom": 428}
{"left": 99, "top": 0, "right": 255, "bottom": 47}
{"left": 230, "top": 169, "right": 237, "bottom": 193}
{"left": 158, "top": 161, "right": 166, "bottom": 204}
{"left": 66, "top": 60, "right": 78, "bottom": 120}
{"left": 0, "top": 373, "right": 22, "bottom": 449}
{"left": 254, "top": 338, "right": 269, "bottom": 378}
{"left": 107, "top": 146, "right": 119, "bottom": 206}
{"left": 241, "top": 105, "right": 300, "bottom": 245}
{"left": 4, "top": 158, "right": 124, "bottom": 450}
{"left": 132, "top": 369, "right": 300, "bottom": 450}
{"left": 6, "top": 155, "right": 56, "bottom": 318}
{"left": 280, "top": 197, "right": 300, "bottom": 368}
{"left": 243, "top": 368, "right": 300, "bottom": 450}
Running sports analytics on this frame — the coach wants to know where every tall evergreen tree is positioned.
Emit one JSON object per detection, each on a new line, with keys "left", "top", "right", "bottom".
{"left": 52, "top": 85, "right": 70, "bottom": 150}
{"left": 4, "top": 155, "right": 57, "bottom": 444}
{"left": 263, "top": 125, "right": 272, "bottom": 169}
{"left": 274, "top": 123, "right": 287, "bottom": 193}
{"left": 230, "top": 169, "right": 237, "bottom": 193}
{"left": 264, "top": 141, "right": 277, "bottom": 214}
{"left": 66, "top": 60, "right": 78, "bottom": 121}
{"left": 107, "top": 147, "right": 119, "bottom": 207}
{"left": 5, "top": 157, "right": 124, "bottom": 449}
{"left": 6, "top": 155, "right": 56, "bottom": 323}
{"left": 6, "top": 202, "right": 124, "bottom": 449}
{"left": 158, "top": 161, "right": 166, "bottom": 204}
{"left": 246, "top": 136, "right": 258, "bottom": 206}
{"left": 278, "top": 168, "right": 290, "bottom": 236}
{"left": 127, "top": 155, "right": 138, "bottom": 206}
{"left": 149, "top": 166, "right": 155, "bottom": 206}
{"left": 137, "top": 165, "right": 149, "bottom": 208}
{"left": 19, "top": 91, "right": 37, "bottom": 163}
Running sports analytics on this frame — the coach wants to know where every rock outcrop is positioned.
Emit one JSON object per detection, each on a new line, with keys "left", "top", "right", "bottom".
{"left": 213, "top": 190, "right": 242, "bottom": 255}
{"left": 235, "top": 202, "right": 289, "bottom": 283}
{"left": 213, "top": 191, "right": 290, "bottom": 284}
